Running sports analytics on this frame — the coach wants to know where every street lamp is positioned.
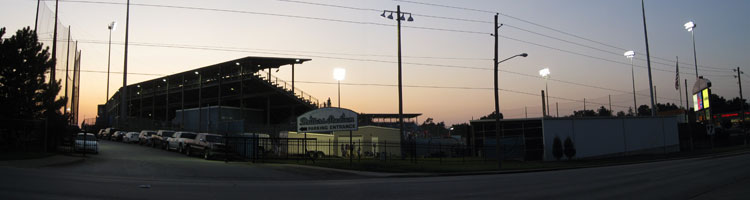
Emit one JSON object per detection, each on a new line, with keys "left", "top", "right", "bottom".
{"left": 539, "top": 68, "right": 550, "bottom": 116}
{"left": 106, "top": 21, "right": 116, "bottom": 104}
{"left": 333, "top": 68, "right": 346, "bottom": 108}
{"left": 382, "top": 5, "right": 414, "bottom": 159}
{"left": 624, "top": 50, "right": 637, "bottom": 115}
{"left": 493, "top": 52, "right": 527, "bottom": 168}
{"left": 684, "top": 21, "right": 699, "bottom": 79}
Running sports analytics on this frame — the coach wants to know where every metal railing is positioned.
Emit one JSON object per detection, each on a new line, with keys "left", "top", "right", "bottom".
{"left": 254, "top": 71, "right": 319, "bottom": 107}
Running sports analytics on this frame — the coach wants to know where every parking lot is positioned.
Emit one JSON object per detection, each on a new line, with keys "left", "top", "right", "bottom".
{"left": 46, "top": 139, "right": 361, "bottom": 181}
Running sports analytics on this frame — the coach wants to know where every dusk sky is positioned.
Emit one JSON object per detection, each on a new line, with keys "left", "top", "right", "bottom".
{"left": 2, "top": 0, "right": 749, "bottom": 126}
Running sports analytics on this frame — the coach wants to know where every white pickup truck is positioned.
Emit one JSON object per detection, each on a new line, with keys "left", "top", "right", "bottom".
{"left": 166, "top": 131, "right": 197, "bottom": 154}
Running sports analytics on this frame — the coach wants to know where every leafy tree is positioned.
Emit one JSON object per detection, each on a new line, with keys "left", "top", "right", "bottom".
{"left": 616, "top": 111, "right": 626, "bottom": 117}
{"left": 571, "top": 109, "right": 597, "bottom": 117}
{"left": 419, "top": 117, "right": 447, "bottom": 137}
{"left": 0, "top": 26, "right": 65, "bottom": 119}
{"left": 627, "top": 107, "right": 635, "bottom": 116}
{"left": 552, "top": 136, "right": 563, "bottom": 161}
{"left": 596, "top": 106, "right": 612, "bottom": 117}
{"left": 480, "top": 111, "right": 503, "bottom": 120}
{"left": 656, "top": 103, "right": 679, "bottom": 112}
{"left": 563, "top": 137, "right": 576, "bottom": 160}
{"left": 1, "top": 27, "right": 68, "bottom": 151}
{"left": 637, "top": 105, "right": 651, "bottom": 116}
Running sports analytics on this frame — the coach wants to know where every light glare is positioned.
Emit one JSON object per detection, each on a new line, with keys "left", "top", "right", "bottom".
{"left": 333, "top": 68, "right": 346, "bottom": 81}
{"left": 624, "top": 51, "right": 635, "bottom": 58}
{"left": 684, "top": 21, "right": 695, "bottom": 32}
{"left": 539, "top": 68, "right": 550, "bottom": 77}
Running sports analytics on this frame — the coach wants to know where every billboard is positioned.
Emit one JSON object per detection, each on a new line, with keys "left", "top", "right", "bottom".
{"left": 297, "top": 107, "right": 358, "bottom": 132}
{"left": 693, "top": 88, "right": 711, "bottom": 111}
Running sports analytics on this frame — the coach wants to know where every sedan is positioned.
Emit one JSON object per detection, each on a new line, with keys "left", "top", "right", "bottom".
{"left": 74, "top": 133, "right": 98, "bottom": 154}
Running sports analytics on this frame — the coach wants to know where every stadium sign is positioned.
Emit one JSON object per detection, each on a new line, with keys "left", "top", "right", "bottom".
{"left": 297, "top": 107, "right": 358, "bottom": 132}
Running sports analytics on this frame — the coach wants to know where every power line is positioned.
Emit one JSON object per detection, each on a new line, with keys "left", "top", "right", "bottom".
{"left": 393, "top": 0, "right": 732, "bottom": 71}
{"left": 60, "top": 39, "right": 691, "bottom": 102}
{"left": 46, "top": 0, "right": 730, "bottom": 73}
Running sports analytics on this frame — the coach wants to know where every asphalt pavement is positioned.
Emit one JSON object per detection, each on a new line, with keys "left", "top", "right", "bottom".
{"left": 1, "top": 140, "right": 749, "bottom": 199}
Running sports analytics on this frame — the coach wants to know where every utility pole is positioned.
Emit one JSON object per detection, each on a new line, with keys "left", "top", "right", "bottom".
{"left": 120, "top": 0, "right": 130, "bottom": 129}
{"left": 641, "top": 0, "right": 657, "bottom": 116}
{"left": 734, "top": 67, "right": 745, "bottom": 144}
{"left": 493, "top": 13, "right": 502, "bottom": 169}
{"left": 381, "top": 5, "right": 413, "bottom": 161}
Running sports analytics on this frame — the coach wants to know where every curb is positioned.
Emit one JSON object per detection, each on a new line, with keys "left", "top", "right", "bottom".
{"left": 266, "top": 148, "right": 750, "bottom": 178}
{"left": 0, "top": 154, "right": 86, "bottom": 168}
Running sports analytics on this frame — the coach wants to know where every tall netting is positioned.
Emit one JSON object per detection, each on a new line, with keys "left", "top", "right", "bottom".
{"left": 35, "top": 0, "right": 82, "bottom": 126}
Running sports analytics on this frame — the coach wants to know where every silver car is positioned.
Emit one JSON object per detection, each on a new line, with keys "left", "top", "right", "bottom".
{"left": 74, "top": 133, "right": 98, "bottom": 154}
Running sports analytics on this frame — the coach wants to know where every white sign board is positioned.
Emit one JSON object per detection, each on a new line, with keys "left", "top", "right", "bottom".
{"left": 297, "top": 108, "right": 358, "bottom": 132}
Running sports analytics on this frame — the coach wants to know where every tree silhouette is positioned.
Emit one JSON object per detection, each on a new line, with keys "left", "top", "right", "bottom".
{"left": 563, "top": 137, "right": 576, "bottom": 160}
{"left": 596, "top": 106, "right": 612, "bottom": 117}
{"left": 480, "top": 111, "right": 503, "bottom": 120}
{"left": 552, "top": 136, "right": 563, "bottom": 161}
{"left": 637, "top": 105, "right": 651, "bottom": 116}
{"left": 0, "top": 27, "right": 66, "bottom": 119}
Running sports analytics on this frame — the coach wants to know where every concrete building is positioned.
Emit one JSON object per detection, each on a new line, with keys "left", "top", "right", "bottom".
{"left": 470, "top": 116, "right": 680, "bottom": 161}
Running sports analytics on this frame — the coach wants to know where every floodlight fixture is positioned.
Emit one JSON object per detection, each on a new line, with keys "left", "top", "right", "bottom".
{"left": 539, "top": 68, "right": 550, "bottom": 78}
{"left": 624, "top": 50, "right": 635, "bottom": 59}
{"left": 684, "top": 21, "right": 696, "bottom": 32}
{"left": 333, "top": 68, "right": 346, "bottom": 81}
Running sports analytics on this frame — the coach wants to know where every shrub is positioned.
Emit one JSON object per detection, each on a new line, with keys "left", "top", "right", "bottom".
{"left": 552, "top": 136, "right": 563, "bottom": 161}
{"left": 564, "top": 137, "right": 576, "bottom": 160}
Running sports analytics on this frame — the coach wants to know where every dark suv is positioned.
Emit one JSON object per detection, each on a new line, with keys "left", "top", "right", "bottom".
{"left": 189, "top": 133, "right": 228, "bottom": 160}
{"left": 150, "top": 130, "right": 175, "bottom": 149}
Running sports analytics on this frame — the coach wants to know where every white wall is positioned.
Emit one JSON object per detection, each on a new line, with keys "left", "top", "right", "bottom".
{"left": 542, "top": 116, "right": 680, "bottom": 161}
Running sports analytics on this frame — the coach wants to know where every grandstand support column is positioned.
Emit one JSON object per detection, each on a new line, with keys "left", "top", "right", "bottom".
{"left": 239, "top": 63, "right": 244, "bottom": 112}
{"left": 266, "top": 96, "right": 271, "bottom": 126}
{"left": 165, "top": 78, "right": 169, "bottom": 123}
{"left": 198, "top": 71, "right": 202, "bottom": 132}
{"left": 218, "top": 65, "right": 223, "bottom": 134}
{"left": 181, "top": 74, "right": 185, "bottom": 130}
{"left": 152, "top": 84, "right": 156, "bottom": 120}
{"left": 292, "top": 64, "right": 295, "bottom": 92}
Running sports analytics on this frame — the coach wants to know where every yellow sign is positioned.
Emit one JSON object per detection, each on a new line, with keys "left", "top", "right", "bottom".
{"left": 702, "top": 89, "right": 710, "bottom": 109}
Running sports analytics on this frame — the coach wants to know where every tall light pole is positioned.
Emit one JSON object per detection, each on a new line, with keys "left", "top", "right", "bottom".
{"left": 106, "top": 21, "right": 116, "bottom": 103}
{"left": 625, "top": 50, "right": 637, "bottom": 115}
{"left": 641, "top": 0, "right": 656, "bottom": 116}
{"left": 120, "top": 0, "right": 130, "bottom": 128}
{"left": 684, "top": 21, "right": 699, "bottom": 79}
{"left": 539, "top": 68, "right": 551, "bottom": 116}
{"left": 333, "top": 68, "right": 346, "bottom": 108}
{"left": 381, "top": 6, "right": 413, "bottom": 159}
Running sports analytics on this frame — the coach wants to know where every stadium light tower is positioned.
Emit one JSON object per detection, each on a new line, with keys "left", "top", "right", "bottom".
{"left": 684, "top": 21, "right": 699, "bottom": 79}
{"left": 333, "top": 68, "right": 346, "bottom": 108}
{"left": 106, "top": 21, "right": 116, "bottom": 103}
{"left": 624, "top": 50, "right": 637, "bottom": 115}
{"left": 539, "top": 68, "right": 550, "bottom": 116}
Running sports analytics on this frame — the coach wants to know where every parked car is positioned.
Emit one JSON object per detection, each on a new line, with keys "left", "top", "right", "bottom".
{"left": 97, "top": 129, "right": 106, "bottom": 139}
{"left": 166, "top": 131, "right": 197, "bottom": 153}
{"left": 101, "top": 128, "right": 118, "bottom": 140}
{"left": 138, "top": 130, "right": 157, "bottom": 145}
{"left": 122, "top": 132, "right": 140, "bottom": 143}
{"left": 188, "top": 133, "right": 228, "bottom": 159}
{"left": 112, "top": 131, "right": 126, "bottom": 141}
{"left": 74, "top": 133, "right": 98, "bottom": 154}
{"left": 150, "top": 130, "right": 175, "bottom": 149}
